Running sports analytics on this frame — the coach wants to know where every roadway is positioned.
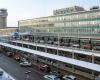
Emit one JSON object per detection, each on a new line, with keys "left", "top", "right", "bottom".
{"left": 0, "top": 53, "right": 46, "bottom": 80}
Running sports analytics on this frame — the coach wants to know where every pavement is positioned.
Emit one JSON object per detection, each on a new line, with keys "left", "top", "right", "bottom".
{"left": 0, "top": 53, "right": 46, "bottom": 80}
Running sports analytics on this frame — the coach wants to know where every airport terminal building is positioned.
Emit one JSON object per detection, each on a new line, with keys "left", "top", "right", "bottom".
{"left": 11, "top": 6, "right": 100, "bottom": 79}
{"left": 19, "top": 6, "right": 100, "bottom": 49}
{"left": 19, "top": 6, "right": 100, "bottom": 39}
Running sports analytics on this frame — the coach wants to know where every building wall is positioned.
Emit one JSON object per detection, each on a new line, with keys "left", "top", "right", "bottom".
{"left": 0, "top": 28, "right": 17, "bottom": 36}
{"left": 18, "top": 8, "right": 100, "bottom": 39}
{"left": 53, "top": 6, "right": 85, "bottom": 15}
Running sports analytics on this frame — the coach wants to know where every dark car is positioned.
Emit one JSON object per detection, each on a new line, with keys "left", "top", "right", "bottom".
{"left": 0, "top": 70, "right": 3, "bottom": 76}
{"left": 39, "top": 64, "right": 51, "bottom": 73}
{"left": 6, "top": 52, "right": 13, "bottom": 57}
{"left": 14, "top": 55, "right": 21, "bottom": 61}
{"left": 50, "top": 71, "right": 63, "bottom": 79}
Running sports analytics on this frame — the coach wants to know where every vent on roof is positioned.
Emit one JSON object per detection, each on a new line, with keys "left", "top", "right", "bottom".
{"left": 90, "top": 6, "right": 99, "bottom": 10}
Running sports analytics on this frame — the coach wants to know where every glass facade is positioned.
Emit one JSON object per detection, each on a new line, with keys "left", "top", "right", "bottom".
{"left": 19, "top": 9, "right": 100, "bottom": 38}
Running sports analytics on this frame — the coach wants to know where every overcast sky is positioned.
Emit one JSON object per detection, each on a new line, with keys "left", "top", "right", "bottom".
{"left": 0, "top": 0, "right": 100, "bottom": 27}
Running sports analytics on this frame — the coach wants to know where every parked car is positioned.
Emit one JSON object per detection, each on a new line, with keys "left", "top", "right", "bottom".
{"left": 24, "top": 38, "right": 29, "bottom": 41}
{"left": 71, "top": 44, "right": 80, "bottom": 48}
{"left": 20, "top": 58, "right": 27, "bottom": 62}
{"left": 54, "top": 41, "right": 59, "bottom": 45}
{"left": 47, "top": 41, "right": 54, "bottom": 44}
{"left": 63, "top": 75, "right": 77, "bottom": 80}
{"left": 81, "top": 45, "right": 94, "bottom": 50}
{"left": 50, "top": 71, "right": 60, "bottom": 75}
{"left": 6, "top": 52, "right": 13, "bottom": 57}
{"left": 19, "top": 61, "right": 32, "bottom": 67}
{"left": 44, "top": 74, "right": 60, "bottom": 80}
{"left": 39, "top": 64, "right": 51, "bottom": 73}
{"left": 50, "top": 71, "right": 63, "bottom": 79}
{"left": 14, "top": 54, "right": 21, "bottom": 61}
{"left": 39, "top": 40, "right": 44, "bottom": 43}
{"left": 0, "top": 70, "right": 3, "bottom": 76}
{"left": 14, "top": 56, "right": 21, "bottom": 61}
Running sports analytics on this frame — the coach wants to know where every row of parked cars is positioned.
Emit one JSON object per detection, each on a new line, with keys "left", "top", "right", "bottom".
{"left": 43, "top": 70, "right": 77, "bottom": 80}
{"left": 4, "top": 51, "right": 32, "bottom": 67}
{"left": 5, "top": 51, "right": 77, "bottom": 80}
{"left": 38, "top": 64, "right": 77, "bottom": 80}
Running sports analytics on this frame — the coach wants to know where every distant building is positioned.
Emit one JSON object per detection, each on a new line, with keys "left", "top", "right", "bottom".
{"left": 0, "top": 27, "right": 17, "bottom": 37}
{"left": 0, "top": 9, "right": 8, "bottom": 28}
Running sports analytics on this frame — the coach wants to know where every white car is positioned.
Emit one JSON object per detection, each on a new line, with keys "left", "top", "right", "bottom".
{"left": 44, "top": 75, "right": 60, "bottom": 80}
{"left": 20, "top": 61, "right": 32, "bottom": 67}
{"left": 63, "top": 75, "right": 77, "bottom": 80}
{"left": 24, "top": 38, "right": 29, "bottom": 41}
{"left": 40, "top": 40, "right": 44, "bottom": 43}
{"left": 71, "top": 44, "right": 80, "bottom": 48}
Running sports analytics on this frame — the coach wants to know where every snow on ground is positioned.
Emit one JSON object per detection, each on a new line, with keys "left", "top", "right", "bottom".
{"left": 0, "top": 68, "right": 16, "bottom": 80}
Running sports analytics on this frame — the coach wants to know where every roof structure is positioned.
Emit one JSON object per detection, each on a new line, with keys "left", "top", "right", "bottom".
{"left": 12, "top": 40, "right": 100, "bottom": 57}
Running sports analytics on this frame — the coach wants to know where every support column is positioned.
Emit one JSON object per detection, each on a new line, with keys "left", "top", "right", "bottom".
{"left": 57, "top": 34, "right": 60, "bottom": 55}
{"left": 72, "top": 49, "right": 75, "bottom": 73}
{"left": 44, "top": 36, "right": 47, "bottom": 52}
{"left": 27, "top": 44, "right": 29, "bottom": 49}
{"left": 34, "top": 35, "right": 37, "bottom": 50}
{"left": 92, "top": 54, "right": 95, "bottom": 79}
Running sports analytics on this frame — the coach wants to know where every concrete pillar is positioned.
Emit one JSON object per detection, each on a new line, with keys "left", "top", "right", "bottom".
{"left": 57, "top": 34, "right": 60, "bottom": 55}
{"left": 92, "top": 54, "right": 95, "bottom": 79}
{"left": 72, "top": 50, "right": 75, "bottom": 73}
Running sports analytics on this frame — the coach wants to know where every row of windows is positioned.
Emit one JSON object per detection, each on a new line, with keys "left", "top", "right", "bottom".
{"left": 20, "top": 19, "right": 100, "bottom": 29}
{"left": 54, "top": 20, "right": 100, "bottom": 27}
{"left": 20, "top": 26, "right": 100, "bottom": 36}
{"left": 19, "top": 10, "right": 100, "bottom": 27}
{"left": 48, "top": 11, "right": 100, "bottom": 22}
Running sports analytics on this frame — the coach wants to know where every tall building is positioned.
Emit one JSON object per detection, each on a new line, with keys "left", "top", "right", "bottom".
{"left": 0, "top": 9, "right": 8, "bottom": 28}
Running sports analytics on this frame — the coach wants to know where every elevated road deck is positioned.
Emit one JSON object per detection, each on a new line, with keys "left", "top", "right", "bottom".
{"left": 0, "top": 42, "right": 100, "bottom": 72}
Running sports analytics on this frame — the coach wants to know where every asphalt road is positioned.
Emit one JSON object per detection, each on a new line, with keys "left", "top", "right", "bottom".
{"left": 0, "top": 53, "right": 46, "bottom": 80}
